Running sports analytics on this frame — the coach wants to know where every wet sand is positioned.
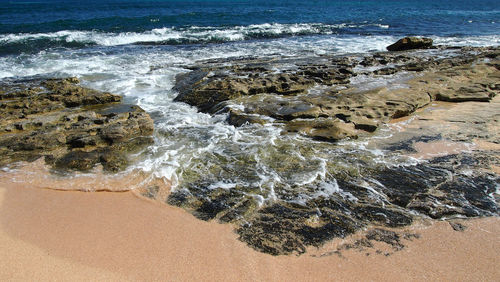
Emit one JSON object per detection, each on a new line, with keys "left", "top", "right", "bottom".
{"left": 0, "top": 181, "right": 499, "bottom": 281}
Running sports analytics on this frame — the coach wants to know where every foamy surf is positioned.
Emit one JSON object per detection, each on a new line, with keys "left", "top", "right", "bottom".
{"left": 1, "top": 22, "right": 499, "bottom": 56}
{"left": 0, "top": 22, "right": 393, "bottom": 51}
{"left": 1, "top": 36, "right": 498, "bottom": 209}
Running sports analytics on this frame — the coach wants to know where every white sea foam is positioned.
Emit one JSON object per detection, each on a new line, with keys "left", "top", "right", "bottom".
{"left": 349, "top": 72, "right": 414, "bottom": 91}
{"left": 432, "top": 35, "right": 500, "bottom": 46}
{"left": 1, "top": 29, "right": 498, "bottom": 205}
{"left": 0, "top": 23, "right": 391, "bottom": 47}
{"left": 313, "top": 179, "right": 340, "bottom": 198}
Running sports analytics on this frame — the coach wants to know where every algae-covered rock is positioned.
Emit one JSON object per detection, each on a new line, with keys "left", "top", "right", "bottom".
{"left": 167, "top": 47, "right": 500, "bottom": 256}
{"left": 0, "top": 77, "right": 154, "bottom": 171}
{"left": 168, "top": 151, "right": 499, "bottom": 255}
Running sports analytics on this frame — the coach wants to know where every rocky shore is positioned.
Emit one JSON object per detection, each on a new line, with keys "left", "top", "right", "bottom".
{"left": 0, "top": 40, "right": 498, "bottom": 257}
{"left": 169, "top": 43, "right": 500, "bottom": 255}
{"left": 0, "top": 77, "right": 154, "bottom": 172}
{"left": 173, "top": 45, "right": 498, "bottom": 142}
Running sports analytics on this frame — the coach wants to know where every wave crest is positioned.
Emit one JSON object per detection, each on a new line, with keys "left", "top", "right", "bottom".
{"left": 0, "top": 22, "right": 390, "bottom": 54}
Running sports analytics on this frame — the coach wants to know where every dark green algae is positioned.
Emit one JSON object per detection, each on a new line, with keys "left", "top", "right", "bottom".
{"left": 159, "top": 149, "right": 499, "bottom": 256}
{"left": 159, "top": 47, "right": 500, "bottom": 256}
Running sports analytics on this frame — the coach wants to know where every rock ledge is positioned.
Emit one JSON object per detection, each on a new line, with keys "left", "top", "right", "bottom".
{"left": 0, "top": 77, "right": 154, "bottom": 171}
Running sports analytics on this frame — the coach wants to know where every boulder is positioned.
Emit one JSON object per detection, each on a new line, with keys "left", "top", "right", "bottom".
{"left": 386, "top": 37, "right": 433, "bottom": 51}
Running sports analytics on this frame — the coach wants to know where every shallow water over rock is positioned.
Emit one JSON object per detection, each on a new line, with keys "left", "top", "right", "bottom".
{"left": 1, "top": 47, "right": 499, "bottom": 256}
{"left": 159, "top": 47, "right": 500, "bottom": 255}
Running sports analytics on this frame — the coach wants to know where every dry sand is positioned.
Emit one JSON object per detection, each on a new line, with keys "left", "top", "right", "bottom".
{"left": 0, "top": 180, "right": 499, "bottom": 281}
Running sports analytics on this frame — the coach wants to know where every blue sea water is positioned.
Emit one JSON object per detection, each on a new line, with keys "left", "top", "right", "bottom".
{"left": 0, "top": 1, "right": 499, "bottom": 196}
{"left": 0, "top": 0, "right": 499, "bottom": 55}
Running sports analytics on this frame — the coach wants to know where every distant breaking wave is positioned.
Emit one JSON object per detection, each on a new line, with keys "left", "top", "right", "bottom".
{"left": 0, "top": 23, "right": 390, "bottom": 55}
{"left": 1, "top": 22, "right": 499, "bottom": 56}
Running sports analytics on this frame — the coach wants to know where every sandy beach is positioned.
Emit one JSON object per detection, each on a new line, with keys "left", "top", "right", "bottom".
{"left": 0, "top": 180, "right": 498, "bottom": 281}
{"left": 1, "top": 0, "right": 499, "bottom": 280}
{"left": 1, "top": 81, "right": 499, "bottom": 281}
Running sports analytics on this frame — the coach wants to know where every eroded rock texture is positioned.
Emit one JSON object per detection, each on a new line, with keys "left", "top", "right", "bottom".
{"left": 168, "top": 46, "right": 500, "bottom": 255}
{"left": 0, "top": 77, "right": 154, "bottom": 171}
{"left": 174, "top": 46, "right": 499, "bottom": 142}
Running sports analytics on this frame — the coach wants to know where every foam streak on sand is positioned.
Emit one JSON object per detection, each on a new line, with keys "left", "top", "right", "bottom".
{"left": 0, "top": 159, "right": 170, "bottom": 193}
{"left": 0, "top": 181, "right": 499, "bottom": 281}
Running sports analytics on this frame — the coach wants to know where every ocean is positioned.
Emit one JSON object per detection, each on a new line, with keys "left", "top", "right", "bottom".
{"left": 1, "top": 0, "right": 499, "bottom": 253}
{"left": 1, "top": 0, "right": 499, "bottom": 55}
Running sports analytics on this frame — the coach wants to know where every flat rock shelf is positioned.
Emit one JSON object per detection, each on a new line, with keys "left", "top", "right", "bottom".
{"left": 166, "top": 46, "right": 500, "bottom": 255}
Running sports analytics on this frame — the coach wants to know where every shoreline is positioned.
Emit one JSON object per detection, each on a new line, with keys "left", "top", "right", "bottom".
{"left": 0, "top": 183, "right": 498, "bottom": 281}
{"left": 1, "top": 43, "right": 499, "bottom": 279}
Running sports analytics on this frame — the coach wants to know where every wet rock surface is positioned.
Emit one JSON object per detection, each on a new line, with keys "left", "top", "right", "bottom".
{"left": 165, "top": 148, "right": 499, "bottom": 255}
{"left": 0, "top": 77, "right": 154, "bottom": 172}
{"left": 231, "top": 152, "right": 498, "bottom": 255}
{"left": 174, "top": 46, "right": 499, "bottom": 142}
{"left": 166, "top": 46, "right": 500, "bottom": 255}
{"left": 386, "top": 36, "right": 433, "bottom": 51}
